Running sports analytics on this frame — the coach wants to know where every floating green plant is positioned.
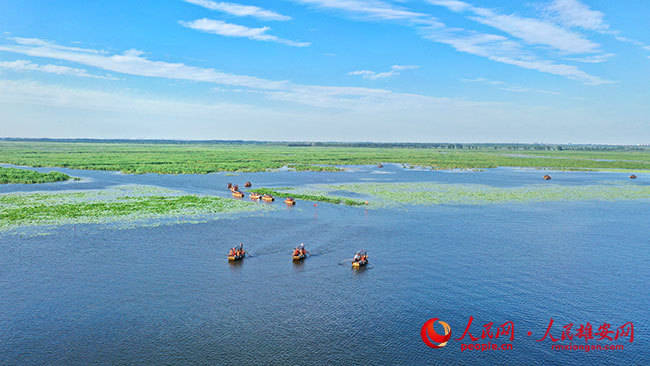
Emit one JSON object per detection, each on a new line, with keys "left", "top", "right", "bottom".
{"left": 250, "top": 188, "right": 366, "bottom": 206}
{"left": 286, "top": 182, "right": 650, "bottom": 206}
{"left": 0, "top": 185, "right": 270, "bottom": 230}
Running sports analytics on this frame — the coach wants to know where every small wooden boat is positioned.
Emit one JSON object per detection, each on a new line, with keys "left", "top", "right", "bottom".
{"left": 284, "top": 197, "right": 296, "bottom": 206}
{"left": 543, "top": 175, "right": 552, "bottom": 180}
{"left": 228, "top": 252, "right": 246, "bottom": 261}
{"left": 244, "top": 181, "right": 252, "bottom": 187}
{"left": 293, "top": 244, "right": 307, "bottom": 261}
{"left": 250, "top": 192, "right": 262, "bottom": 200}
{"left": 630, "top": 175, "right": 637, "bottom": 179}
{"left": 232, "top": 191, "right": 244, "bottom": 198}
{"left": 262, "top": 194, "right": 274, "bottom": 202}
{"left": 292, "top": 253, "right": 306, "bottom": 261}
{"left": 352, "top": 250, "right": 368, "bottom": 268}
{"left": 352, "top": 259, "right": 368, "bottom": 268}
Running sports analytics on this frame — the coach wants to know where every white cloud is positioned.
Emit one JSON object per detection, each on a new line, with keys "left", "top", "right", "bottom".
{"left": 429, "top": 0, "right": 648, "bottom": 69}
{"left": 0, "top": 59, "right": 117, "bottom": 79}
{"left": 0, "top": 79, "right": 301, "bottom": 140}
{"left": 348, "top": 65, "right": 419, "bottom": 80}
{"left": 566, "top": 53, "right": 615, "bottom": 64}
{"left": 427, "top": 1, "right": 470, "bottom": 12}
{"left": 0, "top": 37, "right": 467, "bottom": 109}
{"left": 290, "top": 0, "right": 437, "bottom": 24}
{"left": 495, "top": 58, "right": 611, "bottom": 85}
{"left": 0, "top": 38, "right": 290, "bottom": 90}
{"left": 391, "top": 65, "right": 420, "bottom": 71}
{"left": 541, "top": 1, "right": 650, "bottom": 52}
{"left": 543, "top": 0, "right": 608, "bottom": 31}
{"left": 612, "top": 34, "right": 650, "bottom": 51}
{"left": 179, "top": 18, "right": 310, "bottom": 47}
{"left": 287, "top": 0, "right": 610, "bottom": 84}
{"left": 3, "top": 79, "right": 641, "bottom": 144}
{"left": 428, "top": 0, "right": 600, "bottom": 54}
{"left": 10, "top": 37, "right": 106, "bottom": 54}
{"left": 0, "top": 79, "right": 506, "bottom": 142}
{"left": 422, "top": 27, "right": 611, "bottom": 85}
{"left": 0, "top": 79, "right": 240, "bottom": 114}
{"left": 462, "top": 77, "right": 560, "bottom": 95}
{"left": 461, "top": 77, "right": 505, "bottom": 86}
{"left": 469, "top": 13, "right": 598, "bottom": 54}
{"left": 183, "top": 0, "right": 290, "bottom": 21}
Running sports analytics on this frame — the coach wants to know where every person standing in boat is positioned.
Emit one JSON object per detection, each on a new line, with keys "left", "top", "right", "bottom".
{"left": 353, "top": 252, "right": 361, "bottom": 262}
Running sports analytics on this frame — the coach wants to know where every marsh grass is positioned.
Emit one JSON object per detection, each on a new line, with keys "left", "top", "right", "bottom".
{"left": 0, "top": 166, "right": 75, "bottom": 184}
{"left": 1, "top": 141, "right": 648, "bottom": 174}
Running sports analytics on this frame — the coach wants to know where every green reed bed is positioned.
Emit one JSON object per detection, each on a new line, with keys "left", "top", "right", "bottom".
{"left": 1, "top": 141, "right": 648, "bottom": 174}
{"left": 0, "top": 185, "right": 269, "bottom": 230}
{"left": 0, "top": 166, "right": 75, "bottom": 184}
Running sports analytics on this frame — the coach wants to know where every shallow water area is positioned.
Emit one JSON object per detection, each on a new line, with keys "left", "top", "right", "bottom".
{"left": 1, "top": 165, "right": 648, "bottom": 365}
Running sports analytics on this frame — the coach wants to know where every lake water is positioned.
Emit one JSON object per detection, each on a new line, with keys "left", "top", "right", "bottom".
{"left": 1, "top": 165, "right": 648, "bottom": 365}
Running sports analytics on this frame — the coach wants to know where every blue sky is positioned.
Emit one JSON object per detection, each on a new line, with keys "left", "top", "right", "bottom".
{"left": 0, "top": 0, "right": 648, "bottom": 143}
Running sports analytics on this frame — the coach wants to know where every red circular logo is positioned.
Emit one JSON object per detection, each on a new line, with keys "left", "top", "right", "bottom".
{"left": 421, "top": 318, "right": 452, "bottom": 348}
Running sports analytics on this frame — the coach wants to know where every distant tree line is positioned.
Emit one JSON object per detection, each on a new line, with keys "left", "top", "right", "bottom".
{"left": 296, "top": 142, "right": 649, "bottom": 151}
{"left": 1, "top": 138, "right": 647, "bottom": 151}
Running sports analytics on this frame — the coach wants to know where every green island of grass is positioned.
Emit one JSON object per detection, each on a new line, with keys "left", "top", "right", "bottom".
{"left": 0, "top": 166, "right": 76, "bottom": 184}
{"left": 0, "top": 185, "right": 269, "bottom": 230}
{"left": 279, "top": 182, "right": 650, "bottom": 206}
{"left": 250, "top": 188, "right": 367, "bottom": 206}
{"left": 1, "top": 141, "right": 649, "bottom": 174}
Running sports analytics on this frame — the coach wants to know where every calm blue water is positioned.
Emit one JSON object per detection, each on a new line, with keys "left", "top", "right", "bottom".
{"left": 1, "top": 165, "right": 648, "bottom": 365}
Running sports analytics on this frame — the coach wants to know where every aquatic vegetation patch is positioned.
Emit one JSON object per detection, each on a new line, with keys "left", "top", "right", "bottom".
{"left": 250, "top": 188, "right": 367, "bottom": 206}
{"left": 0, "top": 185, "right": 269, "bottom": 230}
{"left": 0, "top": 166, "right": 76, "bottom": 184}
{"left": 288, "top": 182, "right": 650, "bottom": 206}
{"left": 289, "top": 164, "right": 343, "bottom": 172}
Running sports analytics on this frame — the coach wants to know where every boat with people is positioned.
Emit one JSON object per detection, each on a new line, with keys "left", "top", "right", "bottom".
{"left": 244, "top": 181, "right": 252, "bottom": 187}
{"left": 292, "top": 243, "right": 307, "bottom": 261}
{"left": 262, "top": 194, "right": 275, "bottom": 202}
{"left": 543, "top": 175, "right": 552, "bottom": 180}
{"left": 352, "top": 250, "right": 368, "bottom": 268}
{"left": 284, "top": 197, "right": 296, "bottom": 206}
{"left": 250, "top": 192, "right": 262, "bottom": 200}
{"left": 228, "top": 243, "right": 246, "bottom": 261}
{"left": 232, "top": 190, "right": 244, "bottom": 198}
{"left": 630, "top": 174, "right": 637, "bottom": 179}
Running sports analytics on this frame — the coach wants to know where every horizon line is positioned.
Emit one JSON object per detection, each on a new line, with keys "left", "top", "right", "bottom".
{"left": 1, "top": 137, "right": 648, "bottom": 148}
